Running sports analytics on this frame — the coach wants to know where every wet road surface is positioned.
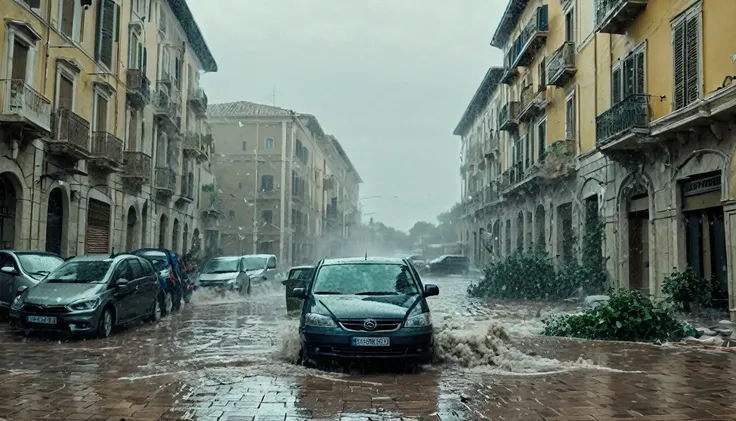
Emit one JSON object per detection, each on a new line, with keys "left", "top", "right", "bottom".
{"left": 1, "top": 277, "right": 736, "bottom": 420}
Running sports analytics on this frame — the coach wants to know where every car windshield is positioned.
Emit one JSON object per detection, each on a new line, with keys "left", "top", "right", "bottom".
{"left": 44, "top": 260, "right": 113, "bottom": 284}
{"left": 311, "top": 263, "right": 419, "bottom": 295}
{"left": 242, "top": 256, "right": 267, "bottom": 271}
{"left": 202, "top": 257, "right": 240, "bottom": 273}
{"left": 16, "top": 253, "right": 64, "bottom": 278}
{"left": 138, "top": 253, "right": 169, "bottom": 272}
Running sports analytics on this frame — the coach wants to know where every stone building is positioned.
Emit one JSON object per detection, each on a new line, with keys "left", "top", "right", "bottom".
{"left": 206, "top": 101, "right": 361, "bottom": 266}
{"left": 0, "top": 0, "right": 217, "bottom": 256}
{"left": 456, "top": 0, "right": 736, "bottom": 319}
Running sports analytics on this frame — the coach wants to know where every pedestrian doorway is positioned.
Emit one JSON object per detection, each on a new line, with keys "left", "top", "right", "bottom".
{"left": 0, "top": 173, "right": 18, "bottom": 249}
{"left": 45, "top": 188, "right": 64, "bottom": 255}
{"left": 627, "top": 193, "right": 649, "bottom": 295}
{"left": 682, "top": 173, "right": 728, "bottom": 307}
{"left": 85, "top": 199, "right": 111, "bottom": 254}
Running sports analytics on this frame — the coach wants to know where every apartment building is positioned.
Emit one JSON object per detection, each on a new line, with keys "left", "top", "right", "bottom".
{"left": 206, "top": 101, "right": 361, "bottom": 266}
{"left": 456, "top": 0, "right": 736, "bottom": 318}
{"left": 0, "top": 0, "right": 217, "bottom": 257}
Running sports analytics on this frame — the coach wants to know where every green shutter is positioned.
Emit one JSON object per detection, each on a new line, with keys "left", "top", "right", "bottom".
{"left": 635, "top": 50, "right": 645, "bottom": 95}
{"left": 612, "top": 67, "right": 622, "bottom": 105}
{"left": 672, "top": 19, "right": 686, "bottom": 110}
{"left": 684, "top": 12, "right": 700, "bottom": 105}
{"left": 96, "top": 0, "right": 117, "bottom": 69}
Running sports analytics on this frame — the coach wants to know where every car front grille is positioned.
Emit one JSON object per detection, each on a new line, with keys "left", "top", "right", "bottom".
{"left": 339, "top": 319, "right": 403, "bottom": 332}
{"left": 21, "top": 304, "right": 70, "bottom": 314}
{"left": 330, "top": 346, "right": 408, "bottom": 356}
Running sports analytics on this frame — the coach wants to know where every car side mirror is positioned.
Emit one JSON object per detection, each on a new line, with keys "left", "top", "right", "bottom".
{"left": 292, "top": 287, "right": 306, "bottom": 299}
{"left": 423, "top": 284, "right": 439, "bottom": 297}
{"left": 116, "top": 278, "right": 130, "bottom": 287}
{"left": 268, "top": 262, "right": 277, "bottom": 269}
{"left": 16, "top": 285, "right": 28, "bottom": 296}
{"left": 1, "top": 265, "right": 18, "bottom": 276}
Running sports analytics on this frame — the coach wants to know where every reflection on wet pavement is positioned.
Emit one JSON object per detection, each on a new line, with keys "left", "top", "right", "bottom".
{"left": 1, "top": 277, "right": 736, "bottom": 420}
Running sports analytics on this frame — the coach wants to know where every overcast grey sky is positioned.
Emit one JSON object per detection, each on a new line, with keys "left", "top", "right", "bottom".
{"left": 188, "top": 0, "right": 504, "bottom": 232}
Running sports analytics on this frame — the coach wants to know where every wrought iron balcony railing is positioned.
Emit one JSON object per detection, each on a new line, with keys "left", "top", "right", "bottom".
{"left": 180, "top": 172, "right": 194, "bottom": 200}
{"left": 90, "top": 131, "right": 124, "bottom": 168}
{"left": 595, "top": 0, "right": 647, "bottom": 34}
{"left": 0, "top": 79, "right": 51, "bottom": 133}
{"left": 546, "top": 42, "right": 576, "bottom": 87}
{"left": 188, "top": 87, "right": 208, "bottom": 115}
{"left": 596, "top": 93, "right": 650, "bottom": 146}
{"left": 154, "top": 167, "right": 177, "bottom": 193}
{"left": 504, "top": 5, "right": 549, "bottom": 70}
{"left": 49, "top": 108, "right": 90, "bottom": 157}
{"left": 499, "top": 101, "right": 520, "bottom": 131}
{"left": 126, "top": 69, "right": 151, "bottom": 108}
{"left": 122, "top": 151, "right": 152, "bottom": 183}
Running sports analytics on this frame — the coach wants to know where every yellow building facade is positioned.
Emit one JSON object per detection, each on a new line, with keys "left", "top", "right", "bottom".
{"left": 0, "top": 0, "right": 217, "bottom": 257}
{"left": 457, "top": 0, "right": 736, "bottom": 319}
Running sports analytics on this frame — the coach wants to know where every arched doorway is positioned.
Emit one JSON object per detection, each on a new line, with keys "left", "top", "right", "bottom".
{"left": 126, "top": 206, "right": 137, "bottom": 251}
{"left": 182, "top": 223, "right": 189, "bottom": 255}
{"left": 141, "top": 203, "right": 148, "bottom": 247}
{"left": 172, "top": 218, "right": 180, "bottom": 252}
{"left": 619, "top": 176, "right": 650, "bottom": 294}
{"left": 0, "top": 173, "right": 19, "bottom": 249}
{"left": 535, "top": 205, "right": 546, "bottom": 251}
{"left": 45, "top": 188, "right": 64, "bottom": 255}
{"left": 158, "top": 214, "right": 168, "bottom": 248}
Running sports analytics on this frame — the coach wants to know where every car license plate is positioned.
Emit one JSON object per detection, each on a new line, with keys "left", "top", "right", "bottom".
{"left": 27, "top": 315, "right": 56, "bottom": 324}
{"left": 352, "top": 337, "right": 390, "bottom": 347}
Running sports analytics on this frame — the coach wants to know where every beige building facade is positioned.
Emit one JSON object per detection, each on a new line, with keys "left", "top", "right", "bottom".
{"left": 0, "top": 0, "right": 217, "bottom": 257}
{"left": 207, "top": 101, "right": 361, "bottom": 266}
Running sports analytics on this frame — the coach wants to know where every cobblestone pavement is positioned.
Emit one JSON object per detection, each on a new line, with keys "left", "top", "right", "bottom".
{"left": 1, "top": 277, "right": 736, "bottom": 420}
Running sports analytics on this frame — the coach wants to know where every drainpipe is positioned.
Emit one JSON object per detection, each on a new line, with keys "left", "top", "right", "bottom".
{"left": 41, "top": 0, "right": 52, "bottom": 94}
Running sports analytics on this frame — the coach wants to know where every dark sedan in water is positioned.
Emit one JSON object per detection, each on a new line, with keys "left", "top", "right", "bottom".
{"left": 293, "top": 257, "right": 439, "bottom": 365}
{"left": 9, "top": 254, "right": 162, "bottom": 337}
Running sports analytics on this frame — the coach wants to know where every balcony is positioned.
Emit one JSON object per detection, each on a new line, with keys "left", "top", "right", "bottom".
{"left": 499, "top": 101, "right": 521, "bottom": 131}
{"left": 188, "top": 87, "right": 208, "bottom": 115}
{"left": 126, "top": 69, "right": 151, "bottom": 108}
{"left": 47, "top": 108, "right": 90, "bottom": 161}
{"left": 89, "top": 131, "right": 124, "bottom": 172}
{"left": 179, "top": 172, "right": 195, "bottom": 202}
{"left": 153, "top": 85, "right": 181, "bottom": 131}
{"left": 259, "top": 189, "right": 278, "bottom": 199}
{"left": 183, "top": 132, "right": 208, "bottom": 162}
{"left": 122, "top": 151, "right": 152, "bottom": 185}
{"left": 519, "top": 84, "right": 546, "bottom": 121}
{"left": 596, "top": 94, "right": 650, "bottom": 150}
{"left": 0, "top": 79, "right": 51, "bottom": 135}
{"left": 546, "top": 42, "right": 576, "bottom": 87}
{"left": 154, "top": 167, "right": 177, "bottom": 196}
{"left": 595, "top": 0, "right": 647, "bottom": 34}
{"left": 504, "top": 5, "right": 549, "bottom": 72}
{"left": 540, "top": 139, "right": 576, "bottom": 178}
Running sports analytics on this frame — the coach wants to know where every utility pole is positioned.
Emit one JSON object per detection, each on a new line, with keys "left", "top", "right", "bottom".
{"left": 252, "top": 123, "right": 259, "bottom": 254}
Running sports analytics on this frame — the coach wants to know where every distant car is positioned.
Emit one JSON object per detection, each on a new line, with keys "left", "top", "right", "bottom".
{"left": 406, "top": 255, "right": 427, "bottom": 272}
{"left": 9, "top": 254, "right": 162, "bottom": 337}
{"left": 197, "top": 256, "right": 252, "bottom": 294}
{"left": 0, "top": 251, "right": 64, "bottom": 315}
{"left": 293, "top": 257, "right": 439, "bottom": 366}
{"left": 424, "top": 255, "right": 470, "bottom": 276}
{"left": 240, "top": 254, "right": 279, "bottom": 283}
{"left": 133, "top": 248, "right": 187, "bottom": 313}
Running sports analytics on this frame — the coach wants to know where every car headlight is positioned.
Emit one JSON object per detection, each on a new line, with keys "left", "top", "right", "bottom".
{"left": 304, "top": 313, "right": 337, "bottom": 328}
{"left": 67, "top": 298, "right": 100, "bottom": 311}
{"left": 11, "top": 295, "right": 23, "bottom": 311}
{"left": 405, "top": 312, "right": 432, "bottom": 328}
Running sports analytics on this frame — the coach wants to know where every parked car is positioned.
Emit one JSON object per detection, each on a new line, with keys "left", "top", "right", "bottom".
{"left": 133, "top": 248, "right": 188, "bottom": 312}
{"left": 0, "top": 251, "right": 64, "bottom": 315}
{"left": 424, "top": 255, "right": 470, "bottom": 276}
{"left": 292, "top": 257, "right": 439, "bottom": 366}
{"left": 197, "top": 256, "right": 252, "bottom": 294}
{"left": 9, "top": 254, "right": 162, "bottom": 337}
{"left": 282, "top": 265, "right": 314, "bottom": 312}
{"left": 240, "top": 254, "right": 279, "bottom": 283}
{"left": 406, "top": 255, "right": 427, "bottom": 273}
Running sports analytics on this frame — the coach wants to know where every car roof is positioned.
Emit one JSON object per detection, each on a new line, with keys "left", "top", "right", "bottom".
{"left": 321, "top": 257, "right": 407, "bottom": 266}
{"left": 67, "top": 254, "right": 133, "bottom": 264}
{"left": 290, "top": 265, "right": 313, "bottom": 270}
{"left": 0, "top": 250, "right": 62, "bottom": 257}
{"left": 243, "top": 254, "right": 275, "bottom": 258}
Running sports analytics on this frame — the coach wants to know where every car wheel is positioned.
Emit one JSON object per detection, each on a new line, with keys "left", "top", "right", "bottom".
{"left": 150, "top": 297, "right": 161, "bottom": 322}
{"left": 97, "top": 308, "right": 113, "bottom": 338}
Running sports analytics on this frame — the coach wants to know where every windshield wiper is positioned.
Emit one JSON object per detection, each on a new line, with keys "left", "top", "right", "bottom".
{"left": 314, "top": 291, "right": 343, "bottom": 295}
{"left": 355, "top": 291, "right": 400, "bottom": 295}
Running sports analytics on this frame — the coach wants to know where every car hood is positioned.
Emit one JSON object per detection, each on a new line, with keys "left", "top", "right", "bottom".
{"left": 24, "top": 282, "right": 104, "bottom": 305}
{"left": 246, "top": 269, "right": 265, "bottom": 277}
{"left": 313, "top": 295, "right": 420, "bottom": 320}
{"left": 199, "top": 272, "right": 239, "bottom": 281}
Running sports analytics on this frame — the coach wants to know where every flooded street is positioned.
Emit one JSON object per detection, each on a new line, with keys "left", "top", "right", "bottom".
{"left": 1, "top": 277, "right": 736, "bottom": 421}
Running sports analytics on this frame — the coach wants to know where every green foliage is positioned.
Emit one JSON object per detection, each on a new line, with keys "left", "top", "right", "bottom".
{"left": 662, "top": 267, "right": 712, "bottom": 311}
{"left": 542, "top": 290, "right": 687, "bottom": 342}
{"left": 467, "top": 250, "right": 561, "bottom": 299}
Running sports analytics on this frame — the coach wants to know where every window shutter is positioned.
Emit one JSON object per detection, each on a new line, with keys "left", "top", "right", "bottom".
{"left": 612, "top": 67, "right": 622, "bottom": 104}
{"left": 142, "top": 47, "right": 147, "bottom": 72}
{"left": 95, "top": 0, "right": 117, "bottom": 69}
{"left": 672, "top": 19, "right": 686, "bottom": 110}
{"left": 623, "top": 55, "right": 635, "bottom": 97}
{"left": 635, "top": 50, "right": 645, "bottom": 94}
{"left": 684, "top": 12, "right": 700, "bottom": 105}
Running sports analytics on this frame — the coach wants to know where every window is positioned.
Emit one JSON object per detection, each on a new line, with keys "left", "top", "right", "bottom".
{"left": 261, "top": 175, "right": 274, "bottom": 192}
{"left": 56, "top": 71, "right": 74, "bottom": 110}
{"left": 258, "top": 242, "right": 273, "bottom": 254}
{"left": 537, "top": 119, "right": 547, "bottom": 162}
{"left": 10, "top": 40, "right": 30, "bottom": 81}
{"left": 60, "top": 0, "right": 74, "bottom": 37}
{"left": 565, "top": 92, "right": 575, "bottom": 140}
{"left": 127, "top": 108, "right": 139, "bottom": 150}
{"left": 242, "top": 141, "right": 247, "bottom": 151}
{"left": 93, "top": 92, "right": 108, "bottom": 132}
{"left": 95, "top": 0, "right": 120, "bottom": 70}
{"left": 565, "top": 8, "right": 575, "bottom": 43}
{"left": 238, "top": 182, "right": 242, "bottom": 189}
{"left": 672, "top": 4, "right": 701, "bottom": 110}
{"left": 128, "top": 30, "right": 146, "bottom": 71}
{"left": 611, "top": 45, "right": 645, "bottom": 105}
{"left": 262, "top": 210, "right": 273, "bottom": 224}
{"left": 20, "top": 0, "right": 41, "bottom": 12}
{"left": 132, "top": 0, "right": 147, "bottom": 17}
{"left": 265, "top": 137, "right": 274, "bottom": 150}
{"left": 228, "top": 210, "right": 235, "bottom": 219}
